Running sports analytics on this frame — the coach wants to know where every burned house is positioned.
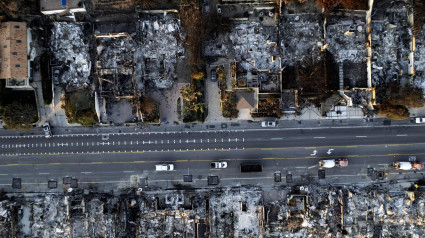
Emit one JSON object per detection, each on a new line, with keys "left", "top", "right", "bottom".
{"left": 371, "top": 0, "right": 414, "bottom": 86}
{"left": 1, "top": 184, "right": 425, "bottom": 237}
{"left": 40, "top": 0, "right": 86, "bottom": 20}
{"left": 95, "top": 32, "right": 140, "bottom": 124}
{"left": 139, "top": 14, "right": 185, "bottom": 89}
{"left": 50, "top": 22, "right": 91, "bottom": 89}
{"left": 205, "top": 17, "right": 282, "bottom": 117}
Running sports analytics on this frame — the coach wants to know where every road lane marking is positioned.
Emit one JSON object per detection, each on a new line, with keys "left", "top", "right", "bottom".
{"left": 81, "top": 172, "right": 92, "bottom": 174}
{"left": 123, "top": 171, "right": 134, "bottom": 173}
{"left": 396, "top": 134, "right": 407, "bottom": 137}
{"left": 356, "top": 136, "right": 367, "bottom": 138}
{"left": 314, "top": 137, "right": 326, "bottom": 139}
{"left": 38, "top": 173, "right": 50, "bottom": 175}
{"left": 271, "top": 138, "right": 283, "bottom": 140}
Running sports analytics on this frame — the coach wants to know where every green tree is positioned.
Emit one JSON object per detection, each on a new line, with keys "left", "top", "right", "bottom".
{"left": 181, "top": 85, "right": 204, "bottom": 113}
{"left": 222, "top": 91, "right": 238, "bottom": 118}
{"left": 191, "top": 70, "right": 205, "bottom": 80}
{"left": 258, "top": 95, "right": 282, "bottom": 118}
{"left": 2, "top": 101, "right": 38, "bottom": 130}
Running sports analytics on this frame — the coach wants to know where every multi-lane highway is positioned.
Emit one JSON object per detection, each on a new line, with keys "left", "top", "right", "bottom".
{"left": 0, "top": 125, "right": 425, "bottom": 191}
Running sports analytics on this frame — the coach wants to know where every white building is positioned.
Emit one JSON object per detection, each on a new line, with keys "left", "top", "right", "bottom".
{"left": 40, "top": 0, "right": 86, "bottom": 17}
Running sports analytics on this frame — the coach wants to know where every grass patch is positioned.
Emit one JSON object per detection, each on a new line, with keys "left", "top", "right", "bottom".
{"left": 0, "top": 81, "right": 38, "bottom": 130}
{"left": 140, "top": 96, "right": 160, "bottom": 123}
{"left": 222, "top": 91, "right": 238, "bottom": 118}
{"left": 62, "top": 90, "right": 98, "bottom": 125}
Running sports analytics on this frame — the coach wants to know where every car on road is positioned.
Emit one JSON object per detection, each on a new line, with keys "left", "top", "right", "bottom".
{"left": 211, "top": 69, "right": 217, "bottom": 82}
{"left": 155, "top": 164, "right": 174, "bottom": 171}
{"left": 240, "top": 164, "right": 263, "bottom": 172}
{"left": 392, "top": 161, "right": 424, "bottom": 170}
{"left": 261, "top": 121, "right": 276, "bottom": 127}
{"left": 415, "top": 117, "right": 425, "bottom": 123}
{"left": 211, "top": 161, "right": 227, "bottom": 169}
{"left": 42, "top": 122, "right": 52, "bottom": 138}
{"left": 318, "top": 158, "right": 348, "bottom": 168}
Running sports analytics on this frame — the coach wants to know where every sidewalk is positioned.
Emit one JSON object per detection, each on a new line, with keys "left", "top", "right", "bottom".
{"left": 31, "top": 71, "right": 76, "bottom": 127}
{"left": 0, "top": 116, "right": 419, "bottom": 137}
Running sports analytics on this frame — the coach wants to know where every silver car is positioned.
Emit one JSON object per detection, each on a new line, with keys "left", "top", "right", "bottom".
{"left": 261, "top": 121, "right": 276, "bottom": 127}
{"left": 43, "top": 122, "right": 52, "bottom": 138}
{"left": 155, "top": 164, "right": 174, "bottom": 171}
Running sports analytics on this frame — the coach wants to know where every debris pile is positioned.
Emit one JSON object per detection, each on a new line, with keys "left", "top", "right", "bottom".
{"left": 371, "top": 0, "right": 413, "bottom": 85}
{"left": 326, "top": 15, "right": 367, "bottom": 63}
{"left": 2, "top": 186, "right": 425, "bottom": 237}
{"left": 205, "top": 22, "right": 280, "bottom": 72}
{"left": 139, "top": 14, "right": 185, "bottom": 89}
{"left": 0, "top": 200, "right": 12, "bottom": 237}
{"left": 280, "top": 14, "right": 323, "bottom": 64}
{"left": 50, "top": 23, "right": 91, "bottom": 88}
{"left": 210, "top": 188, "right": 264, "bottom": 237}
{"left": 414, "top": 23, "right": 425, "bottom": 89}
{"left": 96, "top": 34, "right": 136, "bottom": 97}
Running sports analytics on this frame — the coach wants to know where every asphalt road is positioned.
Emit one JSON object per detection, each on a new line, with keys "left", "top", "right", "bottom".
{"left": 1, "top": 125, "right": 425, "bottom": 191}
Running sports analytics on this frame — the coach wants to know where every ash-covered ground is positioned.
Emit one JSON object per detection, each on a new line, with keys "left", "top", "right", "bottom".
{"left": 1, "top": 183, "right": 425, "bottom": 237}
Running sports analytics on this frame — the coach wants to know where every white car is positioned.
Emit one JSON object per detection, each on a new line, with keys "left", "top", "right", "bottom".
{"left": 415, "top": 118, "right": 425, "bottom": 123}
{"left": 42, "top": 122, "right": 52, "bottom": 138}
{"left": 261, "top": 121, "right": 276, "bottom": 127}
{"left": 211, "top": 162, "right": 227, "bottom": 169}
{"left": 155, "top": 164, "right": 174, "bottom": 171}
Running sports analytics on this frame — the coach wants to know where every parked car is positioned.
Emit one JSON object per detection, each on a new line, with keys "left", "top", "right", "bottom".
{"left": 155, "top": 164, "right": 174, "bottom": 171}
{"left": 415, "top": 117, "right": 425, "bottom": 124}
{"left": 211, "top": 69, "right": 217, "bottom": 82}
{"left": 261, "top": 121, "right": 276, "bottom": 127}
{"left": 53, "top": 69, "right": 60, "bottom": 84}
{"left": 42, "top": 122, "right": 52, "bottom": 138}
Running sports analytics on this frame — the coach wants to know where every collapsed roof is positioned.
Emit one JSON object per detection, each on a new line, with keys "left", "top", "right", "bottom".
{"left": 50, "top": 22, "right": 91, "bottom": 88}
{"left": 139, "top": 14, "right": 185, "bottom": 89}
{"left": 205, "top": 22, "right": 281, "bottom": 72}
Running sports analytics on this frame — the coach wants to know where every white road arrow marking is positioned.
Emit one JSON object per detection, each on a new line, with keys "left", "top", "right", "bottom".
{"left": 327, "top": 149, "right": 334, "bottom": 155}
{"left": 310, "top": 150, "right": 318, "bottom": 156}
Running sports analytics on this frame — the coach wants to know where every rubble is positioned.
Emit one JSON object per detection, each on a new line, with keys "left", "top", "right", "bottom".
{"left": 210, "top": 188, "right": 264, "bottom": 237}
{"left": 139, "top": 14, "right": 185, "bottom": 89}
{"left": 0, "top": 183, "right": 423, "bottom": 237}
{"left": 96, "top": 34, "right": 136, "bottom": 98}
{"left": 205, "top": 22, "right": 280, "bottom": 72}
{"left": 371, "top": 0, "right": 413, "bottom": 86}
{"left": 414, "top": 23, "right": 425, "bottom": 89}
{"left": 326, "top": 15, "right": 368, "bottom": 64}
{"left": 50, "top": 23, "right": 91, "bottom": 88}
{"left": 280, "top": 14, "right": 323, "bottom": 64}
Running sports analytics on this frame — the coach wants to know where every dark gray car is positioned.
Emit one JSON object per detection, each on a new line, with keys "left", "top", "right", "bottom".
{"left": 211, "top": 69, "right": 217, "bottom": 82}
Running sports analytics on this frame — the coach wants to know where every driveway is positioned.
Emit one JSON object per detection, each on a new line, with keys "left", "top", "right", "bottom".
{"left": 147, "top": 83, "right": 188, "bottom": 123}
